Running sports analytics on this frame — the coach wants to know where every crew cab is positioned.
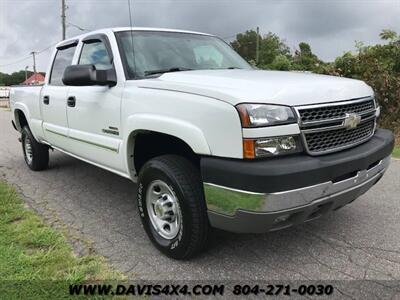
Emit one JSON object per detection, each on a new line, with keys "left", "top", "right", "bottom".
{"left": 10, "top": 28, "right": 394, "bottom": 259}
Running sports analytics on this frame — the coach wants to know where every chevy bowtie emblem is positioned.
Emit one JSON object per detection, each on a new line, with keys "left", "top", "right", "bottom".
{"left": 343, "top": 113, "right": 361, "bottom": 129}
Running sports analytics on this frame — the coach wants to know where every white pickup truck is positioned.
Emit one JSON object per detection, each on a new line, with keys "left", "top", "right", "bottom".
{"left": 10, "top": 27, "right": 394, "bottom": 259}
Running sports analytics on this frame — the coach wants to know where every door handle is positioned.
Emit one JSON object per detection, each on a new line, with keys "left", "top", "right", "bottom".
{"left": 43, "top": 95, "right": 50, "bottom": 105}
{"left": 67, "top": 96, "right": 76, "bottom": 107}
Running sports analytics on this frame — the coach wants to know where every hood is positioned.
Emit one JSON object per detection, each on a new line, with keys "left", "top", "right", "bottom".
{"left": 136, "top": 69, "right": 373, "bottom": 106}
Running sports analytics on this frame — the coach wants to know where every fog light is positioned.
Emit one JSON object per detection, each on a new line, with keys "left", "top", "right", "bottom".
{"left": 273, "top": 214, "right": 290, "bottom": 224}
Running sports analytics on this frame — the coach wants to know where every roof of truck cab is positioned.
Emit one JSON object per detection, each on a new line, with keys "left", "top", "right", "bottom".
{"left": 112, "top": 27, "right": 213, "bottom": 36}
{"left": 55, "top": 27, "right": 214, "bottom": 48}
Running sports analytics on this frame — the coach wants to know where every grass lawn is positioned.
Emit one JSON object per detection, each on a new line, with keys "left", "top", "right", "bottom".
{"left": 0, "top": 181, "right": 123, "bottom": 299}
{"left": 393, "top": 145, "right": 400, "bottom": 158}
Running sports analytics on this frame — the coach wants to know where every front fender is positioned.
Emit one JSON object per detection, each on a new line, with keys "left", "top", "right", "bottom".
{"left": 122, "top": 113, "right": 211, "bottom": 179}
{"left": 124, "top": 113, "right": 211, "bottom": 154}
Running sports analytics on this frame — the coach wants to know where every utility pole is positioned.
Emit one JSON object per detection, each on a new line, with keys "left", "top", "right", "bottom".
{"left": 24, "top": 66, "right": 29, "bottom": 82}
{"left": 256, "top": 26, "right": 260, "bottom": 65}
{"left": 30, "top": 52, "right": 37, "bottom": 74}
{"left": 61, "top": 0, "right": 66, "bottom": 40}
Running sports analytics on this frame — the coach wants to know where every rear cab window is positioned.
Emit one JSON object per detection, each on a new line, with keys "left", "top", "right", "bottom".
{"left": 49, "top": 43, "right": 77, "bottom": 86}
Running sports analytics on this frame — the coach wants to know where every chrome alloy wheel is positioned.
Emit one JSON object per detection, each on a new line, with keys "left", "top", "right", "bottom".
{"left": 146, "top": 180, "right": 182, "bottom": 240}
{"left": 24, "top": 136, "right": 33, "bottom": 164}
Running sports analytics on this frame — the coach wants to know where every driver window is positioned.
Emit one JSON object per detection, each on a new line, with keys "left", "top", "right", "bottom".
{"left": 79, "top": 41, "right": 112, "bottom": 70}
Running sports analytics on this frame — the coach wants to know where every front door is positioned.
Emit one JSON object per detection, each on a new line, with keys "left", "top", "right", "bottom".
{"left": 65, "top": 34, "right": 124, "bottom": 173}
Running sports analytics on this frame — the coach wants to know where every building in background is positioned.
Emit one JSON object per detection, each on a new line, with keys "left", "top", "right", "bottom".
{"left": 22, "top": 73, "right": 45, "bottom": 85}
{"left": 0, "top": 87, "right": 10, "bottom": 108}
{"left": 0, "top": 87, "right": 10, "bottom": 98}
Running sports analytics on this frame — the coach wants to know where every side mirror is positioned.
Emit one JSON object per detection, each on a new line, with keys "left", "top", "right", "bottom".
{"left": 62, "top": 64, "right": 117, "bottom": 87}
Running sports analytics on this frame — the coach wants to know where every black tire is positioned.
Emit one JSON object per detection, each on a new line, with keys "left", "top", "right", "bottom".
{"left": 137, "top": 155, "right": 209, "bottom": 259}
{"left": 21, "top": 126, "right": 49, "bottom": 171}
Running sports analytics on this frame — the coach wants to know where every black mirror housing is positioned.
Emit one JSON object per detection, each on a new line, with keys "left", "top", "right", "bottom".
{"left": 62, "top": 64, "right": 117, "bottom": 87}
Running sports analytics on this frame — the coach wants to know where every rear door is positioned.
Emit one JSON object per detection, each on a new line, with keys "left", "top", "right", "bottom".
{"left": 41, "top": 41, "right": 77, "bottom": 148}
{"left": 65, "top": 34, "right": 125, "bottom": 173}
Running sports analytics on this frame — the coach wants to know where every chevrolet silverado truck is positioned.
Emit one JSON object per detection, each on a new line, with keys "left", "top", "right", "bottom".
{"left": 10, "top": 28, "right": 394, "bottom": 259}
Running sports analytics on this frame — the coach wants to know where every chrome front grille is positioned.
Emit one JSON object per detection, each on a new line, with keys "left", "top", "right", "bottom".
{"left": 304, "top": 120, "right": 375, "bottom": 153}
{"left": 295, "top": 97, "right": 377, "bottom": 155}
{"left": 298, "top": 99, "right": 375, "bottom": 124}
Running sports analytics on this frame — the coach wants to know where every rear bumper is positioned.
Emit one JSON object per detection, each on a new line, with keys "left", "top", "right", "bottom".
{"left": 200, "top": 129, "right": 394, "bottom": 233}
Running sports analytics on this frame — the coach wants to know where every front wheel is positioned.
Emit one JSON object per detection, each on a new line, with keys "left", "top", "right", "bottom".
{"left": 21, "top": 126, "right": 49, "bottom": 171}
{"left": 137, "top": 155, "right": 209, "bottom": 259}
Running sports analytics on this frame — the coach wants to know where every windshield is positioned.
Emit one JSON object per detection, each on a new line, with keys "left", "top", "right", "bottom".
{"left": 115, "top": 31, "right": 252, "bottom": 79}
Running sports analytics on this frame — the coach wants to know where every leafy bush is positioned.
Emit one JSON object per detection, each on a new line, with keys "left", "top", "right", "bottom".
{"left": 329, "top": 33, "right": 400, "bottom": 136}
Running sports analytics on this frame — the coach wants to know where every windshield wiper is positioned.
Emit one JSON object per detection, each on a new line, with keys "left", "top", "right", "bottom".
{"left": 144, "top": 67, "right": 193, "bottom": 76}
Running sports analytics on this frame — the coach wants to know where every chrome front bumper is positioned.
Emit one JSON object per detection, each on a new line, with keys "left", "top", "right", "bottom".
{"left": 203, "top": 156, "right": 390, "bottom": 233}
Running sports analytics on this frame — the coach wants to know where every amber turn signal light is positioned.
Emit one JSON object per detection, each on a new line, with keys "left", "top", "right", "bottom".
{"left": 236, "top": 104, "right": 251, "bottom": 127}
{"left": 243, "top": 139, "right": 255, "bottom": 159}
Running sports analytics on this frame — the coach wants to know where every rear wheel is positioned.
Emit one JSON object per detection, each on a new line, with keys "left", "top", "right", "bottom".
{"left": 137, "top": 155, "right": 209, "bottom": 259}
{"left": 21, "top": 126, "right": 49, "bottom": 171}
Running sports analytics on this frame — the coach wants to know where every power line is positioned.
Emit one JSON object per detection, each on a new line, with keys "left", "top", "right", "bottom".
{"left": 1, "top": 10, "right": 85, "bottom": 69}
{"left": 37, "top": 42, "right": 59, "bottom": 54}
{"left": 0, "top": 41, "right": 58, "bottom": 68}
{"left": 0, "top": 55, "right": 32, "bottom": 68}
{"left": 67, "top": 21, "right": 91, "bottom": 32}
{"left": 1, "top": 0, "right": 88, "bottom": 70}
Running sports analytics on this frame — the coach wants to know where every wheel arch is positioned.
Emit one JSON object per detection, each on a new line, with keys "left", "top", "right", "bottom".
{"left": 124, "top": 114, "right": 211, "bottom": 179}
{"left": 14, "top": 107, "right": 30, "bottom": 131}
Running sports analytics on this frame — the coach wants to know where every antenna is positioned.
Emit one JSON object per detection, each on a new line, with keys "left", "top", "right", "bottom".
{"left": 127, "top": 0, "right": 137, "bottom": 78}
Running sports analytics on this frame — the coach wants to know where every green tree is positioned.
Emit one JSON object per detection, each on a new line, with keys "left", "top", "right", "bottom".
{"left": 333, "top": 51, "right": 358, "bottom": 77}
{"left": 231, "top": 30, "right": 290, "bottom": 67}
{"left": 258, "top": 32, "right": 290, "bottom": 66}
{"left": 333, "top": 30, "right": 400, "bottom": 133}
{"left": 379, "top": 29, "right": 398, "bottom": 42}
{"left": 269, "top": 54, "right": 291, "bottom": 70}
{"left": 0, "top": 71, "right": 34, "bottom": 86}
{"left": 230, "top": 30, "right": 261, "bottom": 63}
{"left": 292, "top": 42, "right": 321, "bottom": 71}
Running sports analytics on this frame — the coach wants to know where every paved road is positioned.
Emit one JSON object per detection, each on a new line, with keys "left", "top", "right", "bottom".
{"left": 0, "top": 110, "right": 399, "bottom": 295}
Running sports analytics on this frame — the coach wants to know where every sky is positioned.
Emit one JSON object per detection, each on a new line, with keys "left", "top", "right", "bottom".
{"left": 0, "top": 0, "right": 399, "bottom": 74}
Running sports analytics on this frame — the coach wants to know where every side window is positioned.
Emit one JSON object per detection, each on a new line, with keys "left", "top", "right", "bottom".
{"left": 79, "top": 41, "right": 112, "bottom": 70}
{"left": 49, "top": 46, "right": 76, "bottom": 86}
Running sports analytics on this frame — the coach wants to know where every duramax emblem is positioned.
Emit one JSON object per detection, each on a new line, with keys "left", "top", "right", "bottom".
{"left": 343, "top": 113, "right": 361, "bottom": 129}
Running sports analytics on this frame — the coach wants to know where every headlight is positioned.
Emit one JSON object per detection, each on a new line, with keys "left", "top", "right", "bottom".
{"left": 243, "top": 136, "right": 302, "bottom": 158}
{"left": 236, "top": 103, "right": 296, "bottom": 127}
